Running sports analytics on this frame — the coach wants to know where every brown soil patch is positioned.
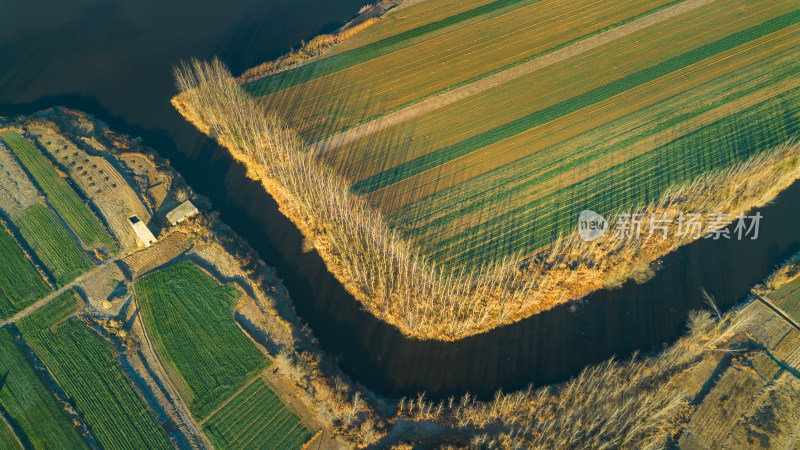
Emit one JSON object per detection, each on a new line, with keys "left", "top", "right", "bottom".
{"left": 23, "top": 122, "right": 151, "bottom": 252}
{"left": 0, "top": 140, "right": 44, "bottom": 217}
{"left": 679, "top": 301, "right": 800, "bottom": 448}
{"left": 120, "top": 231, "right": 194, "bottom": 278}
{"left": 79, "top": 263, "right": 128, "bottom": 316}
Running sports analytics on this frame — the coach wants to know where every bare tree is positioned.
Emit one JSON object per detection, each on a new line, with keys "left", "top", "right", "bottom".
{"left": 174, "top": 57, "right": 800, "bottom": 341}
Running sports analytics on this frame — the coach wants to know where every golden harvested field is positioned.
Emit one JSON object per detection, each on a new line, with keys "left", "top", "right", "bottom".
{"left": 243, "top": 0, "right": 800, "bottom": 270}
{"left": 331, "top": 0, "right": 796, "bottom": 185}
{"left": 253, "top": 0, "right": 681, "bottom": 141}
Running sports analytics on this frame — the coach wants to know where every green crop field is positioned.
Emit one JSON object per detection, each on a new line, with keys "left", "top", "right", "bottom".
{"left": 136, "top": 261, "right": 270, "bottom": 421}
{"left": 0, "top": 226, "right": 50, "bottom": 317}
{"left": 203, "top": 377, "right": 311, "bottom": 450}
{"left": 0, "top": 132, "right": 116, "bottom": 254}
{"left": 0, "top": 327, "right": 86, "bottom": 449}
{"left": 243, "top": 0, "right": 800, "bottom": 270}
{"left": 0, "top": 420, "right": 19, "bottom": 450}
{"left": 13, "top": 204, "right": 92, "bottom": 286}
{"left": 17, "top": 292, "right": 172, "bottom": 450}
{"left": 18, "top": 290, "right": 83, "bottom": 331}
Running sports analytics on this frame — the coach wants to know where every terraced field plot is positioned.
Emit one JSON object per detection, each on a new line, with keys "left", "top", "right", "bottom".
{"left": 246, "top": 0, "right": 800, "bottom": 270}
{"left": 0, "top": 327, "right": 86, "bottom": 449}
{"left": 769, "top": 275, "right": 800, "bottom": 322}
{"left": 0, "top": 226, "right": 50, "bottom": 316}
{"left": 203, "top": 377, "right": 311, "bottom": 450}
{"left": 17, "top": 291, "right": 172, "bottom": 450}
{"left": 12, "top": 203, "right": 92, "bottom": 286}
{"left": 0, "top": 132, "right": 116, "bottom": 254}
{"left": 0, "top": 421, "right": 19, "bottom": 450}
{"left": 135, "top": 261, "right": 270, "bottom": 421}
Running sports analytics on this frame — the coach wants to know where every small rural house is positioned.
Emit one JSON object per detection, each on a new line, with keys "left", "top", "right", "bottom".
{"left": 166, "top": 200, "right": 199, "bottom": 226}
{"left": 129, "top": 215, "right": 156, "bottom": 247}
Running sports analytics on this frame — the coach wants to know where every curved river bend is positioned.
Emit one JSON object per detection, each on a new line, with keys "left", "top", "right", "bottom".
{"left": 2, "top": 0, "right": 798, "bottom": 399}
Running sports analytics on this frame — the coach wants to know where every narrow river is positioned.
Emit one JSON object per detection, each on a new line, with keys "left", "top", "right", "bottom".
{"left": 2, "top": 0, "right": 798, "bottom": 399}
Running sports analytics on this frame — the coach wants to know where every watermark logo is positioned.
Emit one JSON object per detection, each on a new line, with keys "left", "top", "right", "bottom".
{"left": 578, "top": 210, "right": 763, "bottom": 242}
{"left": 578, "top": 210, "right": 608, "bottom": 242}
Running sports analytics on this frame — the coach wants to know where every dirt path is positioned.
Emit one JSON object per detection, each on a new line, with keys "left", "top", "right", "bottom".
{"left": 310, "top": 0, "right": 719, "bottom": 154}
{"left": 754, "top": 293, "right": 800, "bottom": 333}
{"left": 131, "top": 294, "right": 214, "bottom": 449}
{"left": 234, "top": 321, "right": 324, "bottom": 433}
{"left": 0, "top": 256, "right": 120, "bottom": 327}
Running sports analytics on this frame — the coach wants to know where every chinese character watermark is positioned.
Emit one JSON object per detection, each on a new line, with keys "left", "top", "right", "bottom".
{"left": 578, "top": 210, "right": 762, "bottom": 242}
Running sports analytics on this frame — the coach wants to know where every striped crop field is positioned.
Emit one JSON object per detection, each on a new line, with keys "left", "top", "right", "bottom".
{"left": 0, "top": 225, "right": 50, "bottom": 317}
{"left": 12, "top": 204, "right": 93, "bottom": 286}
{"left": 0, "top": 326, "right": 87, "bottom": 449}
{"left": 243, "top": 0, "right": 800, "bottom": 270}
{"left": 249, "top": 0, "right": 685, "bottom": 140}
{"left": 203, "top": 377, "right": 311, "bottom": 450}
{"left": 135, "top": 261, "right": 270, "bottom": 421}
{"left": 769, "top": 275, "right": 800, "bottom": 322}
{"left": 17, "top": 291, "right": 172, "bottom": 450}
{"left": 0, "top": 421, "right": 19, "bottom": 450}
{"left": 0, "top": 132, "right": 117, "bottom": 254}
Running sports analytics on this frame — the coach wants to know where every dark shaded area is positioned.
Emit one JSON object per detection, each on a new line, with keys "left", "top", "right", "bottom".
{"left": 224, "top": 173, "right": 800, "bottom": 398}
{"left": 1, "top": 0, "right": 799, "bottom": 400}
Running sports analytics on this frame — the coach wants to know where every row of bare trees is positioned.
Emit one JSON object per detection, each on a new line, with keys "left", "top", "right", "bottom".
{"left": 391, "top": 304, "right": 757, "bottom": 448}
{"left": 174, "top": 57, "right": 800, "bottom": 340}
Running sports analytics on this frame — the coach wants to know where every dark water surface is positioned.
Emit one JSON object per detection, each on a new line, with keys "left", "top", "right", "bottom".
{"left": 2, "top": 0, "right": 799, "bottom": 399}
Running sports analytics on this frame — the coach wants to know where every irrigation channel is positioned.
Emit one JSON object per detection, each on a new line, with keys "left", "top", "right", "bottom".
{"left": 2, "top": 0, "right": 800, "bottom": 399}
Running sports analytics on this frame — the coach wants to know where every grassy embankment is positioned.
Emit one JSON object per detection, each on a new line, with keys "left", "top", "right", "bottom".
{"left": 0, "top": 327, "right": 86, "bottom": 449}
{"left": 17, "top": 290, "right": 172, "bottom": 450}
{"left": 0, "top": 132, "right": 116, "bottom": 254}
{"left": 765, "top": 271, "right": 800, "bottom": 322}
{"left": 174, "top": 0, "right": 800, "bottom": 339}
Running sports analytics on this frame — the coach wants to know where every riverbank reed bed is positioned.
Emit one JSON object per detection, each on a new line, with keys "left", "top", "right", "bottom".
{"left": 173, "top": 57, "right": 800, "bottom": 341}
{"left": 238, "top": 18, "right": 379, "bottom": 83}
{"left": 392, "top": 303, "right": 756, "bottom": 448}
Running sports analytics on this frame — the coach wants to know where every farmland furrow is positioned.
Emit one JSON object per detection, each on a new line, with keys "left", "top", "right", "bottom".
{"left": 389, "top": 46, "right": 800, "bottom": 234}
{"left": 359, "top": 8, "right": 800, "bottom": 201}
{"left": 244, "top": 0, "right": 535, "bottom": 97}
{"left": 386, "top": 34, "right": 800, "bottom": 238}
{"left": 431, "top": 98, "right": 800, "bottom": 266}
{"left": 333, "top": 0, "right": 788, "bottom": 184}
{"left": 411, "top": 80, "right": 800, "bottom": 254}
{"left": 271, "top": 0, "right": 665, "bottom": 140}
{"left": 201, "top": 377, "right": 267, "bottom": 426}
{"left": 311, "top": 0, "right": 721, "bottom": 155}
